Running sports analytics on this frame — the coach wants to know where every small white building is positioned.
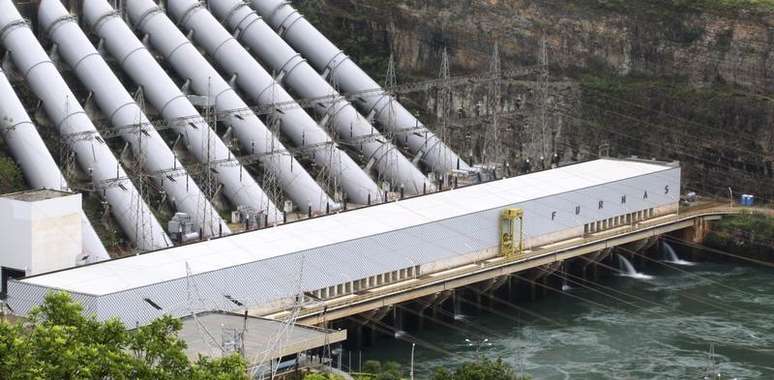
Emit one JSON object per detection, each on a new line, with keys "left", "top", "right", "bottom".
{"left": 0, "top": 189, "right": 83, "bottom": 294}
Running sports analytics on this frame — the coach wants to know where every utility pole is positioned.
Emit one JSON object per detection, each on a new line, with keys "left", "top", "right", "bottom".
{"left": 409, "top": 342, "right": 416, "bottom": 380}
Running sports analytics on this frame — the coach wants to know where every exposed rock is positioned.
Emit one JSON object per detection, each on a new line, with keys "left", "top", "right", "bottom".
{"left": 300, "top": 0, "right": 774, "bottom": 200}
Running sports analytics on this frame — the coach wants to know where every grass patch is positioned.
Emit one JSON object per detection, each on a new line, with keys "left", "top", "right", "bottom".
{"left": 0, "top": 148, "right": 26, "bottom": 194}
{"left": 704, "top": 211, "right": 774, "bottom": 257}
{"left": 590, "top": 0, "right": 774, "bottom": 16}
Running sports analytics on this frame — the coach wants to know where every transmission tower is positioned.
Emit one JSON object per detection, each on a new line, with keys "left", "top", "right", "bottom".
{"left": 250, "top": 254, "right": 308, "bottom": 379}
{"left": 379, "top": 53, "right": 399, "bottom": 191}
{"left": 264, "top": 76, "right": 283, "bottom": 224}
{"left": 437, "top": 48, "right": 452, "bottom": 180}
{"left": 133, "top": 87, "right": 149, "bottom": 252}
{"left": 203, "top": 78, "right": 217, "bottom": 235}
{"left": 59, "top": 97, "right": 77, "bottom": 189}
{"left": 185, "top": 262, "right": 223, "bottom": 356}
{"left": 319, "top": 69, "right": 342, "bottom": 203}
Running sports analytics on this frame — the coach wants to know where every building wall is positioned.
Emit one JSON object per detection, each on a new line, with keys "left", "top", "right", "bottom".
{"left": 10, "top": 166, "right": 681, "bottom": 326}
{"left": 0, "top": 199, "right": 33, "bottom": 272}
{"left": 29, "top": 197, "right": 82, "bottom": 274}
{"left": 0, "top": 194, "right": 82, "bottom": 275}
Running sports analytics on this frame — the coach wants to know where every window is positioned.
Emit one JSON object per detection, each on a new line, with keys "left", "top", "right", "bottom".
{"left": 224, "top": 295, "right": 243, "bottom": 306}
{"left": 143, "top": 298, "right": 162, "bottom": 310}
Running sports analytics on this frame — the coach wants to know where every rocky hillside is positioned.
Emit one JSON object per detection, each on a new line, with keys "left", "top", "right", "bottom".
{"left": 299, "top": 0, "right": 774, "bottom": 201}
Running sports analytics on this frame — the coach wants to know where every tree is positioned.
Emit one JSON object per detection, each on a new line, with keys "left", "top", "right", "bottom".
{"left": 0, "top": 291, "right": 247, "bottom": 379}
{"left": 303, "top": 373, "right": 344, "bottom": 380}
{"left": 432, "top": 358, "right": 530, "bottom": 380}
{"left": 354, "top": 360, "right": 402, "bottom": 380}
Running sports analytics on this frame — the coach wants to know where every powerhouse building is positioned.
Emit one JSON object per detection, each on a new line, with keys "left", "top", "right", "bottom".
{"left": 7, "top": 159, "right": 680, "bottom": 326}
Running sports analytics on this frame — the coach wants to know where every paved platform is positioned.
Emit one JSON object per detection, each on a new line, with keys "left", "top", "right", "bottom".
{"left": 179, "top": 312, "right": 346, "bottom": 362}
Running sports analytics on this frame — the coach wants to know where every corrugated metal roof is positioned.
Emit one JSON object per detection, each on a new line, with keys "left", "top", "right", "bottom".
{"left": 18, "top": 159, "right": 675, "bottom": 296}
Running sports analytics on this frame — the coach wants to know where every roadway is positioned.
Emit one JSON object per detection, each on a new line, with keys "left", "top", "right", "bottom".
{"left": 261, "top": 202, "right": 759, "bottom": 325}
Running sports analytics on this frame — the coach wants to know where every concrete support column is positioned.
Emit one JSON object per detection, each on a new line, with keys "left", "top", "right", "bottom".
{"left": 507, "top": 275, "right": 513, "bottom": 300}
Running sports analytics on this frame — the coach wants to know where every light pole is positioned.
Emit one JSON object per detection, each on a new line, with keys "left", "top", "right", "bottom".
{"left": 465, "top": 338, "right": 491, "bottom": 355}
{"left": 410, "top": 343, "right": 416, "bottom": 380}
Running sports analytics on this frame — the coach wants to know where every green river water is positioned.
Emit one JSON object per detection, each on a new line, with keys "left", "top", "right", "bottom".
{"left": 360, "top": 252, "right": 774, "bottom": 379}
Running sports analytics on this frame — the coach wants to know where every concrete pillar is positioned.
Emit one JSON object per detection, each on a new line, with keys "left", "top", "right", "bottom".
{"left": 370, "top": 323, "right": 378, "bottom": 343}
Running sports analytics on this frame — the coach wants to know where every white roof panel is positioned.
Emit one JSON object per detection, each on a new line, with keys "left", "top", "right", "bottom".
{"left": 20, "top": 159, "right": 673, "bottom": 295}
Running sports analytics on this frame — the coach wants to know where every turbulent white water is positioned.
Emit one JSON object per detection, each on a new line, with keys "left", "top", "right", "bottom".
{"left": 617, "top": 255, "right": 654, "bottom": 280}
{"left": 662, "top": 241, "right": 696, "bottom": 266}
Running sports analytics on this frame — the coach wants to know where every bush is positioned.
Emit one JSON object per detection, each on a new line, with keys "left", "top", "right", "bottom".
{"left": 0, "top": 291, "right": 248, "bottom": 379}
{"left": 432, "top": 358, "right": 530, "bottom": 380}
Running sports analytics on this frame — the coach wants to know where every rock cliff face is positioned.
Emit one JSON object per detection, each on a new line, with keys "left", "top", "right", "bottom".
{"left": 301, "top": 0, "right": 773, "bottom": 200}
{"left": 310, "top": 0, "right": 773, "bottom": 90}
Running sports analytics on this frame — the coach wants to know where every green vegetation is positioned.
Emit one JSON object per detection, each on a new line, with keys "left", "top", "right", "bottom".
{"left": 81, "top": 193, "right": 126, "bottom": 255}
{"left": 705, "top": 211, "right": 774, "bottom": 253}
{"left": 590, "top": 0, "right": 774, "bottom": 16}
{"left": 317, "top": 358, "right": 530, "bottom": 380}
{"left": 304, "top": 373, "right": 345, "bottom": 380}
{"left": 296, "top": 0, "right": 392, "bottom": 78}
{"left": 577, "top": 71, "right": 772, "bottom": 200}
{"left": 0, "top": 292, "right": 248, "bottom": 379}
{"left": 0, "top": 150, "right": 26, "bottom": 194}
{"left": 432, "top": 358, "right": 531, "bottom": 380}
{"left": 355, "top": 360, "right": 403, "bottom": 379}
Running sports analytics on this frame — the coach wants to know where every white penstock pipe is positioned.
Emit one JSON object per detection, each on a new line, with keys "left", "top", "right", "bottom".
{"left": 126, "top": 0, "right": 338, "bottom": 213}
{"left": 0, "top": 66, "right": 109, "bottom": 261}
{"left": 83, "top": 0, "right": 281, "bottom": 223}
{"left": 154, "top": 2, "right": 382, "bottom": 204}
{"left": 188, "top": 0, "right": 433, "bottom": 196}
{"left": 0, "top": 0, "right": 171, "bottom": 252}
{"left": 38, "top": 0, "right": 230, "bottom": 238}
{"left": 249, "top": 0, "right": 471, "bottom": 176}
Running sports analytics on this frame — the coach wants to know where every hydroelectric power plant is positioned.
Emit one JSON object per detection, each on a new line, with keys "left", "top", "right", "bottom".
{"left": 0, "top": 0, "right": 771, "bottom": 378}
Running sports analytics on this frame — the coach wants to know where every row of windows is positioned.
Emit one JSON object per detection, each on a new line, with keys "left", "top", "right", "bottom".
{"left": 584, "top": 208, "right": 656, "bottom": 234}
{"left": 310, "top": 265, "right": 421, "bottom": 300}
{"left": 307, "top": 204, "right": 666, "bottom": 302}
